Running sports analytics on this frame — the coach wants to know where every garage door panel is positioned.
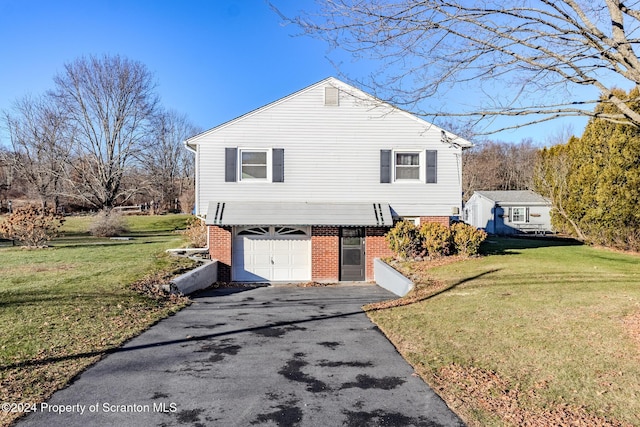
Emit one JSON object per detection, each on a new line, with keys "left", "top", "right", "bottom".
{"left": 290, "top": 267, "right": 310, "bottom": 279}
{"left": 235, "top": 269, "right": 269, "bottom": 282}
{"left": 252, "top": 239, "right": 271, "bottom": 252}
{"left": 251, "top": 253, "right": 271, "bottom": 265}
{"left": 271, "top": 254, "right": 289, "bottom": 264}
{"left": 271, "top": 268, "right": 292, "bottom": 281}
{"left": 232, "top": 229, "right": 310, "bottom": 282}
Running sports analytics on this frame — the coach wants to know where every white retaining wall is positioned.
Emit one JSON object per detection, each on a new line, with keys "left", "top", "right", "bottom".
{"left": 169, "top": 260, "right": 218, "bottom": 295}
{"left": 373, "top": 258, "right": 414, "bottom": 297}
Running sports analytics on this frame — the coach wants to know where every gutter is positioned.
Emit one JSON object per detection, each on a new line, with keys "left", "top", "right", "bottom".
{"left": 183, "top": 139, "right": 197, "bottom": 154}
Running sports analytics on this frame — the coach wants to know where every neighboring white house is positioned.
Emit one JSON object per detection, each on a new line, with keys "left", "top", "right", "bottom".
{"left": 185, "top": 77, "right": 471, "bottom": 283}
{"left": 463, "top": 190, "right": 553, "bottom": 235}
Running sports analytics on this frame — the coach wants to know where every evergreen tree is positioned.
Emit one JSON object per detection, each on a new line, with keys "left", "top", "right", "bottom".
{"left": 535, "top": 88, "right": 640, "bottom": 250}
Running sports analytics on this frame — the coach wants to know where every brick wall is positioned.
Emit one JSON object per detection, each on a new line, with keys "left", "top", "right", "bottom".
{"left": 206, "top": 224, "right": 398, "bottom": 283}
{"left": 311, "top": 226, "right": 340, "bottom": 282}
{"left": 365, "top": 227, "right": 393, "bottom": 281}
{"left": 419, "top": 216, "right": 452, "bottom": 227}
{"left": 208, "top": 225, "right": 232, "bottom": 282}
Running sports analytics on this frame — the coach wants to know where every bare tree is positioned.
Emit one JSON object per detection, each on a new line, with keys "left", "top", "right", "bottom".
{"left": 462, "top": 139, "right": 538, "bottom": 199}
{"left": 52, "top": 54, "right": 159, "bottom": 209}
{"left": 0, "top": 146, "right": 12, "bottom": 210}
{"left": 2, "top": 94, "right": 71, "bottom": 209}
{"left": 144, "top": 110, "right": 200, "bottom": 212}
{"left": 286, "top": 1, "right": 640, "bottom": 132}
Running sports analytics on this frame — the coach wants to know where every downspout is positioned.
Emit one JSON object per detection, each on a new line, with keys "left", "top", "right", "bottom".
{"left": 183, "top": 140, "right": 209, "bottom": 250}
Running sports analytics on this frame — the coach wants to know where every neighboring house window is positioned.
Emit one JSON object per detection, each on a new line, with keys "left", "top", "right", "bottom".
{"left": 225, "top": 148, "right": 285, "bottom": 183}
{"left": 395, "top": 152, "right": 420, "bottom": 181}
{"left": 241, "top": 150, "right": 268, "bottom": 180}
{"left": 511, "top": 207, "right": 528, "bottom": 223}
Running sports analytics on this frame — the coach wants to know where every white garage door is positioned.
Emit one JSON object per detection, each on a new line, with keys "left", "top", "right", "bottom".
{"left": 232, "top": 226, "right": 311, "bottom": 282}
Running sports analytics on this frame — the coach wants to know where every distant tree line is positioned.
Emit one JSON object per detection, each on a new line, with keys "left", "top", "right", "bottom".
{"left": 535, "top": 88, "right": 640, "bottom": 251}
{"left": 462, "top": 139, "right": 538, "bottom": 201}
{"left": 0, "top": 54, "right": 199, "bottom": 214}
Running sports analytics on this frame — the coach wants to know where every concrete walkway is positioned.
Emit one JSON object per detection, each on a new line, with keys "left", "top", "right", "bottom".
{"left": 19, "top": 284, "right": 464, "bottom": 426}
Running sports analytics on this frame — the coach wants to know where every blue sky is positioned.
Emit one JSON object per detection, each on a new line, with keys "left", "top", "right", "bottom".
{"left": 0, "top": 0, "right": 587, "bottom": 146}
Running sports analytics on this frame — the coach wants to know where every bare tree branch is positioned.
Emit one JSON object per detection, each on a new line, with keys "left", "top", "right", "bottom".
{"left": 281, "top": 0, "right": 640, "bottom": 132}
{"left": 142, "top": 109, "right": 200, "bottom": 212}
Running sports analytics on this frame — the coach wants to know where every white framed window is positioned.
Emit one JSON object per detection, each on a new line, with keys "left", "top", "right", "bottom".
{"left": 394, "top": 151, "right": 421, "bottom": 181}
{"left": 511, "top": 207, "right": 527, "bottom": 223}
{"left": 400, "top": 217, "right": 420, "bottom": 226}
{"left": 240, "top": 149, "right": 269, "bottom": 181}
{"left": 225, "top": 148, "right": 284, "bottom": 183}
{"left": 236, "top": 226, "right": 310, "bottom": 237}
{"left": 274, "top": 226, "right": 307, "bottom": 236}
{"left": 237, "top": 227, "right": 270, "bottom": 236}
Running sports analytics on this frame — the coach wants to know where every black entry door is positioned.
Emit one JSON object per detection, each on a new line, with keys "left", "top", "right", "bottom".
{"left": 340, "top": 227, "right": 365, "bottom": 281}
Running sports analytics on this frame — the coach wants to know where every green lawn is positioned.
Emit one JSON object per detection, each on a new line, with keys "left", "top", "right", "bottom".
{"left": 367, "top": 238, "right": 640, "bottom": 427}
{"left": 4, "top": 221, "right": 639, "bottom": 426}
{"left": 0, "top": 214, "right": 194, "bottom": 427}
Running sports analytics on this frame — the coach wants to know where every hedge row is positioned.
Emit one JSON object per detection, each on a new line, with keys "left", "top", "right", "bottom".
{"left": 386, "top": 221, "right": 487, "bottom": 260}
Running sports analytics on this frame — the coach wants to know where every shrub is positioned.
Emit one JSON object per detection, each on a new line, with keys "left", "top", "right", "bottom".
{"left": 386, "top": 221, "right": 423, "bottom": 260}
{"left": 0, "top": 205, "right": 65, "bottom": 247}
{"left": 387, "top": 220, "right": 489, "bottom": 260}
{"left": 419, "top": 222, "right": 452, "bottom": 257}
{"left": 451, "top": 222, "right": 487, "bottom": 256}
{"left": 89, "top": 209, "right": 129, "bottom": 237}
{"left": 183, "top": 216, "right": 207, "bottom": 248}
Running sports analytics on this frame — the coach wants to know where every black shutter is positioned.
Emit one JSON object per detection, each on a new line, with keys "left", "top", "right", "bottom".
{"left": 380, "top": 150, "right": 391, "bottom": 183}
{"left": 273, "top": 148, "right": 285, "bottom": 182}
{"left": 225, "top": 147, "right": 237, "bottom": 182}
{"left": 426, "top": 150, "right": 437, "bottom": 183}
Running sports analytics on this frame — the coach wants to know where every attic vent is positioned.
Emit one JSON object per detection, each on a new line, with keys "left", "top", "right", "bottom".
{"left": 324, "top": 86, "right": 339, "bottom": 106}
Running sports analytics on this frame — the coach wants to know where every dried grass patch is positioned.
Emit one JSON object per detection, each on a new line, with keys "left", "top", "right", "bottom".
{"left": 622, "top": 311, "right": 640, "bottom": 352}
{"left": 296, "top": 282, "right": 338, "bottom": 288}
{"left": 364, "top": 279, "right": 449, "bottom": 311}
{"left": 435, "top": 364, "right": 632, "bottom": 427}
{"left": 364, "top": 258, "right": 457, "bottom": 311}
{"left": 0, "top": 263, "right": 78, "bottom": 274}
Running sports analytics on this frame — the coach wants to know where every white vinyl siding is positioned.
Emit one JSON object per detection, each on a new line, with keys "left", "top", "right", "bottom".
{"left": 192, "top": 79, "right": 464, "bottom": 218}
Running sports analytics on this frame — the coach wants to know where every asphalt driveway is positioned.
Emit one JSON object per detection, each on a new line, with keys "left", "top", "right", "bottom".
{"left": 19, "top": 284, "right": 464, "bottom": 426}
